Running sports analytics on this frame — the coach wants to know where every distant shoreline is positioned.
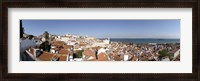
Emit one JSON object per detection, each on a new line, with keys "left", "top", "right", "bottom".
{"left": 108, "top": 38, "right": 180, "bottom": 44}
{"left": 98, "top": 38, "right": 180, "bottom": 39}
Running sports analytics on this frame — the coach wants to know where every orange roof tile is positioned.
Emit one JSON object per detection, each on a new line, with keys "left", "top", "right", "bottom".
{"left": 59, "top": 56, "right": 67, "bottom": 61}
{"left": 113, "top": 55, "right": 121, "bottom": 61}
{"left": 131, "top": 56, "right": 138, "bottom": 61}
{"left": 119, "top": 54, "right": 124, "bottom": 60}
{"left": 79, "top": 43, "right": 86, "bottom": 46}
{"left": 63, "top": 45, "right": 73, "bottom": 49}
{"left": 98, "top": 53, "right": 108, "bottom": 61}
{"left": 141, "top": 53, "right": 145, "bottom": 57}
{"left": 38, "top": 52, "right": 54, "bottom": 61}
{"left": 83, "top": 49, "right": 96, "bottom": 57}
{"left": 58, "top": 49, "right": 69, "bottom": 54}
{"left": 52, "top": 41, "right": 65, "bottom": 47}
{"left": 51, "top": 48, "right": 60, "bottom": 51}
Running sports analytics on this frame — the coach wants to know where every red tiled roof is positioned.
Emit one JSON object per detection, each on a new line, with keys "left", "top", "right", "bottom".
{"left": 63, "top": 45, "right": 73, "bottom": 49}
{"left": 52, "top": 41, "right": 65, "bottom": 47}
{"left": 127, "top": 53, "right": 133, "bottom": 59}
{"left": 98, "top": 53, "right": 108, "bottom": 61}
{"left": 131, "top": 56, "right": 138, "bottom": 61}
{"left": 119, "top": 54, "right": 124, "bottom": 60}
{"left": 38, "top": 52, "right": 54, "bottom": 61}
{"left": 141, "top": 53, "right": 145, "bottom": 57}
{"left": 58, "top": 49, "right": 69, "bottom": 54}
{"left": 113, "top": 55, "right": 121, "bottom": 61}
{"left": 83, "top": 49, "right": 96, "bottom": 57}
{"left": 51, "top": 48, "right": 60, "bottom": 51}
{"left": 59, "top": 56, "right": 67, "bottom": 61}
{"left": 79, "top": 43, "right": 86, "bottom": 46}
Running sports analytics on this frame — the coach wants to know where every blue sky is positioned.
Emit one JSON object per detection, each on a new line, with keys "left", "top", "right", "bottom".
{"left": 22, "top": 20, "right": 180, "bottom": 39}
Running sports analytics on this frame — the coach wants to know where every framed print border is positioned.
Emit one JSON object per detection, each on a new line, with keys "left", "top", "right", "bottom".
{"left": 1, "top": 0, "right": 199, "bottom": 81}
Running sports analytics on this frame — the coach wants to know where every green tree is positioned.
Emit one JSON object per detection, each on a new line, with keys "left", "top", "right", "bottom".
{"left": 158, "top": 49, "right": 170, "bottom": 57}
{"left": 158, "top": 49, "right": 172, "bottom": 60}
{"left": 43, "top": 31, "right": 49, "bottom": 40}
{"left": 76, "top": 50, "right": 83, "bottom": 58}
{"left": 40, "top": 41, "right": 51, "bottom": 52}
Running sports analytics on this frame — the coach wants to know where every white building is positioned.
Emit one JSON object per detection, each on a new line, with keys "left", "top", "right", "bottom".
{"left": 124, "top": 55, "right": 129, "bottom": 61}
{"left": 60, "top": 37, "right": 69, "bottom": 43}
{"left": 93, "top": 42, "right": 107, "bottom": 47}
{"left": 173, "top": 49, "right": 180, "bottom": 58}
{"left": 67, "top": 42, "right": 76, "bottom": 45}
{"left": 103, "top": 38, "right": 110, "bottom": 44}
{"left": 98, "top": 48, "right": 106, "bottom": 55}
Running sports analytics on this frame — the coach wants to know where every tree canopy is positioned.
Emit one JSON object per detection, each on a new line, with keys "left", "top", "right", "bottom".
{"left": 43, "top": 31, "right": 49, "bottom": 40}
{"left": 158, "top": 49, "right": 169, "bottom": 57}
{"left": 76, "top": 50, "right": 84, "bottom": 58}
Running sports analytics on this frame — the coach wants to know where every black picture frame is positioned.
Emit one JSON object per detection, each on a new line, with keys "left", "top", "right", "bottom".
{"left": 1, "top": 0, "right": 199, "bottom": 81}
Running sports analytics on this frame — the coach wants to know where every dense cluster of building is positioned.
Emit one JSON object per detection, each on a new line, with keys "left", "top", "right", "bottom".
{"left": 21, "top": 32, "right": 180, "bottom": 61}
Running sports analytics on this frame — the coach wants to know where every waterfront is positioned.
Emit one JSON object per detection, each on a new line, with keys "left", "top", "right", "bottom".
{"left": 110, "top": 38, "right": 180, "bottom": 44}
